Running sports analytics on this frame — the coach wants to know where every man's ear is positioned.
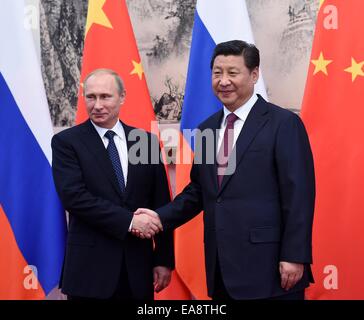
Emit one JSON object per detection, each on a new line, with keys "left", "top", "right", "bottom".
{"left": 253, "top": 67, "right": 260, "bottom": 83}
{"left": 119, "top": 90, "right": 126, "bottom": 104}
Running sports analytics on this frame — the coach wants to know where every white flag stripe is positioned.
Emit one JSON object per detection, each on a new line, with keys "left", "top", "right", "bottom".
{"left": 0, "top": 0, "right": 53, "bottom": 163}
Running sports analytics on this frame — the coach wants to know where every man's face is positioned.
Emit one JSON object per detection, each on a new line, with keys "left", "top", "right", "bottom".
{"left": 84, "top": 73, "right": 125, "bottom": 129}
{"left": 212, "top": 54, "right": 259, "bottom": 112}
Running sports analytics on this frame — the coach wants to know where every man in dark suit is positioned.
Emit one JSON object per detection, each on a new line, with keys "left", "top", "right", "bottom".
{"left": 51, "top": 68, "right": 174, "bottom": 300}
{"left": 134, "top": 40, "right": 315, "bottom": 300}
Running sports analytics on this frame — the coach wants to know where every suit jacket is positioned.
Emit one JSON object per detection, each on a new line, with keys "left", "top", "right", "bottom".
{"left": 51, "top": 120, "right": 174, "bottom": 299}
{"left": 158, "top": 95, "right": 315, "bottom": 299}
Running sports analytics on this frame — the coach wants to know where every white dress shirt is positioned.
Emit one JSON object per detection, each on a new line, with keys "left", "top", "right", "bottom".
{"left": 216, "top": 94, "right": 258, "bottom": 154}
{"left": 91, "top": 120, "right": 128, "bottom": 186}
{"left": 91, "top": 120, "right": 133, "bottom": 230}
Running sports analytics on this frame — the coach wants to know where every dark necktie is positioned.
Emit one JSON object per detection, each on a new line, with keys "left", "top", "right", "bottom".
{"left": 217, "top": 113, "right": 239, "bottom": 187}
{"left": 104, "top": 130, "right": 126, "bottom": 193}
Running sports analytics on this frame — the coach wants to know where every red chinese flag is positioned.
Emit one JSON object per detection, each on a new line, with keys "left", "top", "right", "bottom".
{"left": 301, "top": 0, "right": 364, "bottom": 299}
{"left": 76, "top": 0, "right": 154, "bottom": 128}
{"left": 76, "top": 0, "right": 190, "bottom": 299}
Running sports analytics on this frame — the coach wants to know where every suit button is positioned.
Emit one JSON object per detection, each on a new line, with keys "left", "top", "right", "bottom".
{"left": 216, "top": 197, "right": 222, "bottom": 203}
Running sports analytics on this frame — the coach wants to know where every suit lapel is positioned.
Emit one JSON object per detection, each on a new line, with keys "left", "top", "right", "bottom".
{"left": 79, "top": 120, "right": 124, "bottom": 199}
{"left": 121, "top": 121, "right": 139, "bottom": 199}
{"left": 218, "top": 96, "right": 269, "bottom": 194}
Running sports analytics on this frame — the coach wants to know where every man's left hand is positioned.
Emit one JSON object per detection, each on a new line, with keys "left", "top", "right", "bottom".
{"left": 279, "top": 261, "right": 304, "bottom": 291}
{"left": 153, "top": 266, "right": 171, "bottom": 293}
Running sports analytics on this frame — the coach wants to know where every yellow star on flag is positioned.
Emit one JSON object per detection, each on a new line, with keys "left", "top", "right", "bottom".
{"left": 311, "top": 52, "right": 332, "bottom": 76}
{"left": 344, "top": 57, "right": 364, "bottom": 82}
{"left": 85, "top": 0, "right": 113, "bottom": 36}
{"left": 130, "top": 60, "right": 144, "bottom": 80}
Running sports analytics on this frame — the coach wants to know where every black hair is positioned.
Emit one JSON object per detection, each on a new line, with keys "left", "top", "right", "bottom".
{"left": 210, "top": 40, "right": 260, "bottom": 72}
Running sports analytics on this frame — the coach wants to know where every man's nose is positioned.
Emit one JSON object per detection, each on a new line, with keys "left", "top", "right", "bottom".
{"left": 94, "top": 97, "right": 102, "bottom": 109}
{"left": 219, "top": 74, "right": 231, "bottom": 86}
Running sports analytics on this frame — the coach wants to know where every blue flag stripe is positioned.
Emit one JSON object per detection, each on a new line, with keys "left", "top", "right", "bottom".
{"left": 181, "top": 10, "right": 222, "bottom": 150}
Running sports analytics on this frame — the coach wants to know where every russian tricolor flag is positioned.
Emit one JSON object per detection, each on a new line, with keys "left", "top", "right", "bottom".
{"left": 0, "top": 1, "right": 66, "bottom": 299}
{"left": 173, "top": 0, "right": 267, "bottom": 299}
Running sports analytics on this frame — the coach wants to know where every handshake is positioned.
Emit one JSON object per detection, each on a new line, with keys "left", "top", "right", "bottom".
{"left": 131, "top": 208, "right": 163, "bottom": 239}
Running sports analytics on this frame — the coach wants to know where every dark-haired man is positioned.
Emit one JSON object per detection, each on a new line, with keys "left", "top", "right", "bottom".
{"left": 135, "top": 40, "right": 315, "bottom": 300}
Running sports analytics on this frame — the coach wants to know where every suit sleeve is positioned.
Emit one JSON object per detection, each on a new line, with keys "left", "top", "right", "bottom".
{"left": 275, "top": 112, "right": 315, "bottom": 263}
{"left": 51, "top": 133, "right": 133, "bottom": 241}
{"left": 157, "top": 159, "right": 203, "bottom": 231}
{"left": 151, "top": 144, "right": 175, "bottom": 269}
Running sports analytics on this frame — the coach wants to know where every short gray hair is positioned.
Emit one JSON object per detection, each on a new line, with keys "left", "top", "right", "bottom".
{"left": 83, "top": 68, "right": 125, "bottom": 96}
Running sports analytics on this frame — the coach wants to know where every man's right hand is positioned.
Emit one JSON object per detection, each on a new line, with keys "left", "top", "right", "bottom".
{"left": 131, "top": 208, "right": 163, "bottom": 239}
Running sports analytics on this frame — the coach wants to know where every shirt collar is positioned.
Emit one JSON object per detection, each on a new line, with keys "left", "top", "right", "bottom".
{"left": 90, "top": 120, "right": 126, "bottom": 141}
{"left": 222, "top": 93, "right": 258, "bottom": 125}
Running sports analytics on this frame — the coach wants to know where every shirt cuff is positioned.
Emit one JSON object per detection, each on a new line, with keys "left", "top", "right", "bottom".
{"left": 128, "top": 217, "right": 133, "bottom": 232}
